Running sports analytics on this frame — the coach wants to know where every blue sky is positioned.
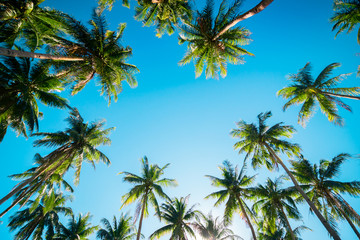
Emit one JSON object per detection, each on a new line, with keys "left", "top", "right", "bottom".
{"left": 0, "top": 0, "right": 360, "bottom": 239}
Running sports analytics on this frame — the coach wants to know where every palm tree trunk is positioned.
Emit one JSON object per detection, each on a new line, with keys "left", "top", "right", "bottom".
{"left": 235, "top": 195, "right": 257, "bottom": 240}
{"left": 136, "top": 193, "right": 148, "bottom": 240}
{"left": 264, "top": 143, "right": 341, "bottom": 240}
{"left": 0, "top": 47, "right": 84, "bottom": 61}
{"left": 213, "top": 0, "right": 274, "bottom": 40}
{"left": 279, "top": 206, "right": 295, "bottom": 240}
{"left": 336, "top": 194, "right": 360, "bottom": 224}
{"left": 0, "top": 146, "right": 71, "bottom": 207}
{"left": 325, "top": 190, "right": 360, "bottom": 239}
{"left": 323, "top": 91, "right": 360, "bottom": 100}
{"left": 0, "top": 157, "right": 69, "bottom": 218}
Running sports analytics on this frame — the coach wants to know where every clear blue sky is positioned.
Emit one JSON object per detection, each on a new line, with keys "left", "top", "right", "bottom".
{"left": 0, "top": 0, "right": 360, "bottom": 239}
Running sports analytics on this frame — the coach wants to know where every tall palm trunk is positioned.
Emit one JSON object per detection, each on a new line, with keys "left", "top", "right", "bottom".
{"left": 0, "top": 146, "right": 69, "bottom": 205}
{"left": 0, "top": 47, "right": 84, "bottom": 61}
{"left": 325, "top": 190, "right": 360, "bottom": 239}
{"left": 235, "top": 195, "right": 257, "bottom": 240}
{"left": 336, "top": 194, "right": 360, "bottom": 224}
{"left": 323, "top": 91, "right": 360, "bottom": 100}
{"left": 264, "top": 143, "right": 341, "bottom": 240}
{"left": 213, "top": 0, "right": 274, "bottom": 40}
{"left": 279, "top": 205, "right": 295, "bottom": 240}
{"left": 0, "top": 146, "right": 74, "bottom": 217}
{"left": 0, "top": 158, "right": 69, "bottom": 218}
{"left": 136, "top": 192, "right": 148, "bottom": 240}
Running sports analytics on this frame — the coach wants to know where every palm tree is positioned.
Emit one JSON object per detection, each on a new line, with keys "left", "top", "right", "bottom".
{"left": 251, "top": 177, "right": 301, "bottom": 240}
{"left": 290, "top": 154, "right": 360, "bottom": 238}
{"left": 331, "top": 0, "right": 360, "bottom": 44}
{"left": 48, "top": 9, "right": 138, "bottom": 103}
{"left": 98, "top": 0, "right": 123, "bottom": 9}
{"left": 120, "top": 156, "right": 177, "bottom": 240}
{"left": 0, "top": 56, "right": 69, "bottom": 142}
{"left": 97, "top": 214, "right": 136, "bottom": 240}
{"left": 98, "top": 0, "right": 130, "bottom": 9}
{"left": 277, "top": 62, "right": 360, "bottom": 126}
{"left": 256, "top": 219, "right": 310, "bottom": 240}
{"left": 230, "top": 111, "right": 341, "bottom": 240}
{"left": 150, "top": 196, "right": 199, "bottom": 240}
{"left": 192, "top": 213, "right": 243, "bottom": 240}
{"left": 206, "top": 160, "right": 257, "bottom": 240}
{"left": 0, "top": 1, "right": 83, "bottom": 61}
{"left": 8, "top": 153, "right": 74, "bottom": 215}
{"left": 0, "top": 0, "right": 70, "bottom": 50}
{"left": 135, "top": 0, "right": 191, "bottom": 37}
{"left": 55, "top": 213, "right": 98, "bottom": 240}
{"left": 8, "top": 191, "right": 73, "bottom": 240}
{"left": 0, "top": 108, "right": 114, "bottom": 217}
{"left": 178, "top": 0, "right": 253, "bottom": 79}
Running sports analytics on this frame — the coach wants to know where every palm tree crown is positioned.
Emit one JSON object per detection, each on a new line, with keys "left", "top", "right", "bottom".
{"left": 0, "top": 0, "right": 69, "bottom": 50}
{"left": 150, "top": 196, "right": 199, "bottom": 240}
{"left": 192, "top": 213, "right": 242, "bottom": 240}
{"left": 290, "top": 154, "right": 360, "bottom": 237}
{"left": 251, "top": 177, "right": 301, "bottom": 240}
{"left": 8, "top": 191, "right": 73, "bottom": 240}
{"left": 230, "top": 111, "right": 300, "bottom": 170}
{"left": 135, "top": 0, "right": 191, "bottom": 37}
{"left": 32, "top": 108, "right": 114, "bottom": 184}
{"left": 0, "top": 108, "right": 113, "bottom": 217}
{"left": 55, "top": 213, "right": 98, "bottom": 240}
{"left": 97, "top": 214, "right": 136, "bottom": 240}
{"left": 277, "top": 62, "right": 360, "bottom": 126}
{"left": 256, "top": 218, "right": 309, "bottom": 240}
{"left": 178, "top": 0, "right": 253, "bottom": 79}
{"left": 206, "top": 161, "right": 257, "bottom": 240}
{"left": 0, "top": 56, "right": 69, "bottom": 142}
{"left": 49, "top": 9, "right": 138, "bottom": 103}
{"left": 120, "top": 156, "right": 177, "bottom": 240}
{"left": 331, "top": 0, "right": 360, "bottom": 44}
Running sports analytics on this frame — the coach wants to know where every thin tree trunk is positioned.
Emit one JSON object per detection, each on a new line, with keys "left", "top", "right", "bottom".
{"left": 213, "top": 0, "right": 274, "bottom": 40}
{"left": 0, "top": 145, "right": 70, "bottom": 206}
{"left": 0, "top": 47, "right": 84, "bottom": 61}
{"left": 323, "top": 91, "right": 360, "bottom": 100}
{"left": 0, "top": 157, "right": 69, "bottom": 217}
{"left": 279, "top": 206, "right": 295, "bottom": 240}
{"left": 336, "top": 194, "right": 360, "bottom": 224}
{"left": 264, "top": 143, "right": 341, "bottom": 240}
{"left": 325, "top": 191, "right": 360, "bottom": 239}
{"left": 136, "top": 193, "right": 148, "bottom": 240}
{"left": 235, "top": 195, "right": 257, "bottom": 240}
